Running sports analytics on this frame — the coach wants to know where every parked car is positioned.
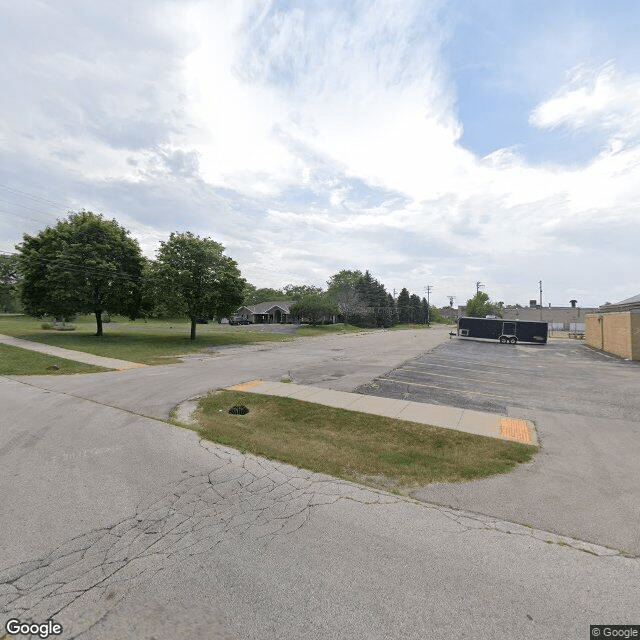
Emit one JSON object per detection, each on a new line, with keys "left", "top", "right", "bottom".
{"left": 229, "top": 318, "right": 251, "bottom": 325}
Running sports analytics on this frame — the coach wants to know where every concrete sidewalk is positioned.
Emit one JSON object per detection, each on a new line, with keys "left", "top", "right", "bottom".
{"left": 0, "top": 334, "right": 146, "bottom": 370}
{"left": 228, "top": 379, "right": 537, "bottom": 445}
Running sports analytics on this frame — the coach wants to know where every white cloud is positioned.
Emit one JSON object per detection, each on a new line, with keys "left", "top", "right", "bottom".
{"left": 1, "top": 2, "right": 639, "bottom": 307}
{"left": 529, "top": 63, "right": 640, "bottom": 143}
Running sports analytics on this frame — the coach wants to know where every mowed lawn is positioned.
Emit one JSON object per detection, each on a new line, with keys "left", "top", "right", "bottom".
{"left": 0, "top": 343, "right": 110, "bottom": 375}
{"left": 196, "top": 390, "right": 538, "bottom": 490}
{"left": 0, "top": 315, "right": 295, "bottom": 365}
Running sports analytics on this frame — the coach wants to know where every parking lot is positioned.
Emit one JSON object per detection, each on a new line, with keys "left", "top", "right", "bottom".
{"left": 356, "top": 337, "right": 640, "bottom": 421}
{"left": 355, "top": 335, "right": 640, "bottom": 554}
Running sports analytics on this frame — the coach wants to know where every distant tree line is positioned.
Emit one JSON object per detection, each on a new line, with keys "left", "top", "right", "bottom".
{"left": 242, "top": 268, "right": 441, "bottom": 328}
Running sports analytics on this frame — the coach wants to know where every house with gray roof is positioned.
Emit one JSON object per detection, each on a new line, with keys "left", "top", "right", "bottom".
{"left": 235, "top": 300, "right": 297, "bottom": 324}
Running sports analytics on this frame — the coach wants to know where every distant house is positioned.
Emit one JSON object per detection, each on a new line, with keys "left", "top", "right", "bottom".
{"left": 235, "top": 300, "right": 298, "bottom": 324}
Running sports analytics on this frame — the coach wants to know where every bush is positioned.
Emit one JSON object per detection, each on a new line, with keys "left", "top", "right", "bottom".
{"left": 41, "top": 321, "right": 77, "bottom": 331}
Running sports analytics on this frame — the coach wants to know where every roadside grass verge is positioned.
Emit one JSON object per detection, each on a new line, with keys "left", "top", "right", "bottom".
{"left": 0, "top": 315, "right": 295, "bottom": 365}
{"left": 388, "top": 322, "right": 453, "bottom": 330}
{"left": 196, "top": 390, "right": 537, "bottom": 491}
{"left": 0, "top": 343, "right": 111, "bottom": 375}
{"left": 295, "top": 323, "right": 373, "bottom": 336}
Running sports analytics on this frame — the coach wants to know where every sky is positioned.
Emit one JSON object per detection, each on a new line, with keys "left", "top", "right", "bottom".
{"left": 1, "top": 0, "right": 638, "bottom": 308}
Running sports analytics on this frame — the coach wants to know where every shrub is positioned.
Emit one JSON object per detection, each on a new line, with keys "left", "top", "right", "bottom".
{"left": 56, "top": 324, "right": 76, "bottom": 331}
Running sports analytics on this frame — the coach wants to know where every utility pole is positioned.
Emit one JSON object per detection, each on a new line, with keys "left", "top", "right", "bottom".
{"left": 539, "top": 280, "right": 543, "bottom": 321}
{"left": 424, "top": 285, "right": 433, "bottom": 326}
{"left": 476, "top": 281, "right": 484, "bottom": 294}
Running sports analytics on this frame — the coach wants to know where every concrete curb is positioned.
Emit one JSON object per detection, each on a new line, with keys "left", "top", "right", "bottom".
{"left": 0, "top": 334, "right": 147, "bottom": 370}
{"left": 227, "top": 379, "right": 538, "bottom": 445}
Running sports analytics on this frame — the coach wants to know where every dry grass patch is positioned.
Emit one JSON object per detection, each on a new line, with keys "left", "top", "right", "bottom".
{"left": 196, "top": 390, "right": 537, "bottom": 491}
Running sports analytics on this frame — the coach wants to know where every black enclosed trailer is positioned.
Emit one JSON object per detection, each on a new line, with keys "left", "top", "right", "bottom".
{"left": 456, "top": 316, "right": 548, "bottom": 344}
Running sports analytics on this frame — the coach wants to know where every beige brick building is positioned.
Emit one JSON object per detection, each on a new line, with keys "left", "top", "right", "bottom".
{"left": 585, "top": 293, "right": 640, "bottom": 361}
{"left": 454, "top": 301, "right": 598, "bottom": 330}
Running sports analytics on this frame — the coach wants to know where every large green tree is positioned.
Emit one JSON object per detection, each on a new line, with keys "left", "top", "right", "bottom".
{"left": 17, "top": 211, "right": 144, "bottom": 335}
{"left": 396, "top": 287, "right": 411, "bottom": 323}
{"left": 409, "top": 293, "right": 422, "bottom": 323}
{"left": 290, "top": 293, "right": 338, "bottom": 325}
{"left": 326, "top": 269, "right": 365, "bottom": 324}
{"left": 465, "top": 291, "right": 502, "bottom": 318}
{"left": 153, "top": 232, "right": 245, "bottom": 340}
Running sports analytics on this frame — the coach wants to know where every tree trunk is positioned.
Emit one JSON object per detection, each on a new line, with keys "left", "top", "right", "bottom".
{"left": 95, "top": 310, "right": 103, "bottom": 337}
{"left": 190, "top": 316, "right": 197, "bottom": 340}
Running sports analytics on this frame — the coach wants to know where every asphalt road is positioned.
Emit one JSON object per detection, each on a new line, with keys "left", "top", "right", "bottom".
{"left": 2, "top": 327, "right": 639, "bottom": 639}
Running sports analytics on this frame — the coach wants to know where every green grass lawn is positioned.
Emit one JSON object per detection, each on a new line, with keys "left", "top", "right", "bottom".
{"left": 0, "top": 343, "right": 110, "bottom": 375}
{"left": 196, "top": 390, "right": 538, "bottom": 491}
{"left": 0, "top": 315, "right": 295, "bottom": 365}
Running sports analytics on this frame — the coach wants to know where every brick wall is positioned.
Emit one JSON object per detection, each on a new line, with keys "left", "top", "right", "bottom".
{"left": 585, "top": 312, "right": 640, "bottom": 360}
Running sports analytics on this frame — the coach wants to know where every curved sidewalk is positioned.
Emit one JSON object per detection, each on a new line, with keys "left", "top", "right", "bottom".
{"left": 0, "top": 334, "right": 146, "bottom": 370}
{"left": 228, "top": 379, "right": 537, "bottom": 445}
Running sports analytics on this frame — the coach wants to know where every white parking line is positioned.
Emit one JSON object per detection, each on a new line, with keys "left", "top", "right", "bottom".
{"left": 390, "top": 368, "right": 521, "bottom": 387}
{"left": 374, "top": 377, "right": 515, "bottom": 400}
{"left": 399, "top": 363, "right": 541, "bottom": 379}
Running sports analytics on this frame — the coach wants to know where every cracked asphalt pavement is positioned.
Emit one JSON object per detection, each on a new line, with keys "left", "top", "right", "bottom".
{"left": 2, "top": 327, "right": 639, "bottom": 638}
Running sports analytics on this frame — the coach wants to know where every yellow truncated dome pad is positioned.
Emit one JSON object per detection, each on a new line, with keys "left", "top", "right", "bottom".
{"left": 499, "top": 417, "right": 532, "bottom": 443}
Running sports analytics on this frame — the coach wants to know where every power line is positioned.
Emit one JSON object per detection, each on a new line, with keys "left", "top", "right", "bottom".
{"left": 424, "top": 285, "right": 433, "bottom": 326}
{"left": 0, "top": 183, "right": 70, "bottom": 210}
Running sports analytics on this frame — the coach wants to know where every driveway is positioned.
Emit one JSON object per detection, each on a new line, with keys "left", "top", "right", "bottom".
{"left": 356, "top": 337, "right": 640, "bottom": 556}
{"left": 2, "top": 327, "right": 639, "bottom": 638}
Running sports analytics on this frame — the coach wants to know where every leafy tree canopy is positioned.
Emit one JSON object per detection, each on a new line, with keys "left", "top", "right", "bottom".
{"left": 17, "top": 211, "right": 144, "bottom": 335}
{"left": 326, "top": 269, "right": 363, "bottom": 293}
{"left": 283, "top": 283, "right": 324, "bottom": 299}
{"left": 290, "top": 293, "right": 338, "bottom": 325}
{"left": 465, "top": 291, "right": 503, "bottom": 318}
{"left": 242, "top": 284, "right": 286, "bottom": 305}
{"left": 326, "top": 270, "right": 366, "bottom": 323}
{"left": 153, "top": 232, "right": 245, "bottom": 339}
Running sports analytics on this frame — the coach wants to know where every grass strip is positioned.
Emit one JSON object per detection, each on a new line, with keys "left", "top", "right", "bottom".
{"left": 196, "top": 390, "right": 537, "bottom": 491}
{"left": 294, "top": 323, "right": 374, "bottom": 336}
{"left": 0, "top": 343, "right": 111, "bottom": 375}
{"left": 0, "top": 315, "right": 295, "bottom": 365}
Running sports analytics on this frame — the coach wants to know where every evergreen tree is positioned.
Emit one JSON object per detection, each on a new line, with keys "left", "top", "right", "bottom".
{"left": 410, "top": 294, "right": 421, "bottom": 323}
{"left": 387, "top": 292, "right": 398, "bottom": 325}
{"left": 421, "top": 297, "right": 430, "bottom": 324}
{"left": 397, "top": 288, "right": 411, "bottom": 323}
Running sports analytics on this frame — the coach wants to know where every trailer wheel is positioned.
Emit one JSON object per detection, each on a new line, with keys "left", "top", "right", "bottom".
{"left": 509, "top": 336, "right": 517, "bottom": 344}
{"left": 499, "top": 336, "right": 507, "bottom": 344}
